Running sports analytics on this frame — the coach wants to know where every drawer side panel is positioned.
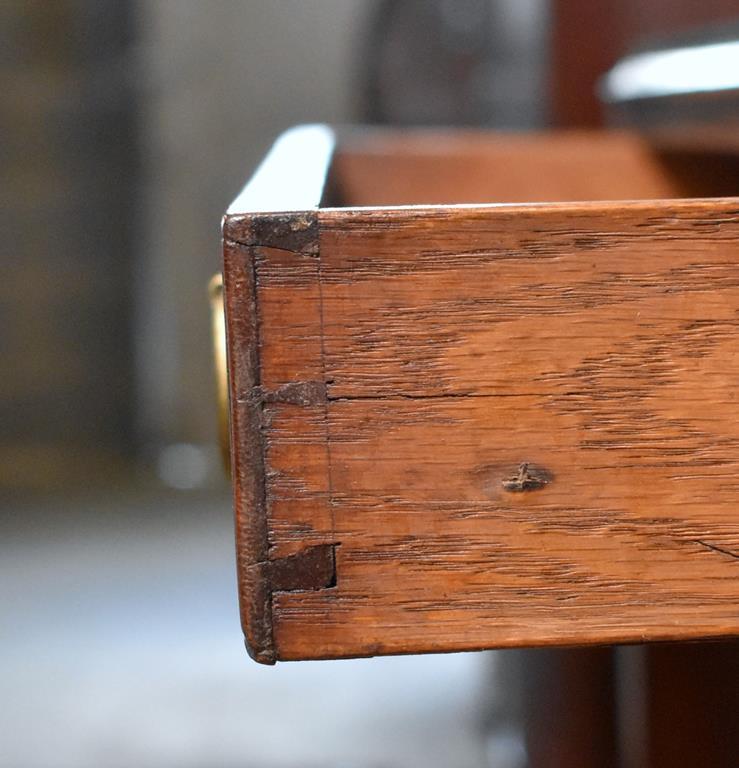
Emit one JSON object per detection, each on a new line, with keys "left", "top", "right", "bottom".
{"left": 270, "top": 199, "right": 739, "bottom": 659}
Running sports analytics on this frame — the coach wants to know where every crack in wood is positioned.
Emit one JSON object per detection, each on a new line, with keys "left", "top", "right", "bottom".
{"left": 692, "top": 539, "right": 739, "bottom": 561}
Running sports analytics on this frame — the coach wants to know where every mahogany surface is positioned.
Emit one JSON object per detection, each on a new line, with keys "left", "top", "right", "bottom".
{"left": 223, "top": 126, "right": 739, "bottom": 663}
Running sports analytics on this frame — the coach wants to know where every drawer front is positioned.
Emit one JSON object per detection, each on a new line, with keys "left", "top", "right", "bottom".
{"left": 224, "top": 197, "right": 739, "bottom": 663}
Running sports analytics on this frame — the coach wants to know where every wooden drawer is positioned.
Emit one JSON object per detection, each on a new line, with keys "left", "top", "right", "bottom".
{"left": 222, "top": 125, "right": 739, "bottom": 664}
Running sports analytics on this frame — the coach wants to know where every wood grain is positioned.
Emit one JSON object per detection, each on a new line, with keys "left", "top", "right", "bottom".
{"left": 224, "top": 128, "right": 739, "bottom": 663}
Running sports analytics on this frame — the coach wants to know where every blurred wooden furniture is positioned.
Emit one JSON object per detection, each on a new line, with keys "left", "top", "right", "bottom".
{"left": 223, "top": 125, "right": 739, "bottom": 667}
{"left": 552, "top": 0, "right": 739, "bottom": 127}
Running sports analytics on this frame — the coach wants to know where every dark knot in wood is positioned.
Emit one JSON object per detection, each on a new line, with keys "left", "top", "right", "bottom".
{"left": 502, "top": 462, "right": 551, "bottom": 492}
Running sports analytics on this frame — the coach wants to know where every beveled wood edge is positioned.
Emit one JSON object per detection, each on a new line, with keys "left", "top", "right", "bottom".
{"left": 318, "top": 194, "right": 739, "bottom": 223}
{"left": 227, "top": 123, "right": 336, "bottom": 216}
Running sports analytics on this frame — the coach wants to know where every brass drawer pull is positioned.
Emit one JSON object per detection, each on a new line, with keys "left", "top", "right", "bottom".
{"left": 208, "top": 273, "right": 230, "bottom": 474}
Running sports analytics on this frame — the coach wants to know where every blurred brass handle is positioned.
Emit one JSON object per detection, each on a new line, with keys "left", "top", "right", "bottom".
{"left": 209, "top": 273, "right": 230, "bottom": 474}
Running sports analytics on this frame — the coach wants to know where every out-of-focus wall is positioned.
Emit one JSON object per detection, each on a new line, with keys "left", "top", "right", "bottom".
{"left": 1, "top": 2, "right": 139, "bottom": 492}
{"left": 135, "top": 1, "right": 373, "bottom": 465}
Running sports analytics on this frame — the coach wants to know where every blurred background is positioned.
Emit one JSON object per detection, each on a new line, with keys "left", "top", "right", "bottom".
{"left": 3, "top": 1, "right": 739, "bottom": 767}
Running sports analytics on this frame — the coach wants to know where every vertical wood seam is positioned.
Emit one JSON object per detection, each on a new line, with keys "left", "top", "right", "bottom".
{"left": 316, "top": 224, "right": 337, "bottom": 554}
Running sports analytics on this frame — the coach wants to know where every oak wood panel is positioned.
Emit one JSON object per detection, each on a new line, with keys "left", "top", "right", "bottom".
{"left": 269, "top": 199, "right": 739, "bottom": 661}
{"left": 319, "top": 200, "right": 739, "bottom": 398}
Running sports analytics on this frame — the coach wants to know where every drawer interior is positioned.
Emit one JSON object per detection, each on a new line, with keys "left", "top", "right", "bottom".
{"left": 327, "top": 130, "right": 739, "bottom": 207}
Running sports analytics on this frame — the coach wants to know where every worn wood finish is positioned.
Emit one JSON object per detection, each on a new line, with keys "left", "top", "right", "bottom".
{"left": 224, "top": 126, "right": 739, "bottom": 664}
